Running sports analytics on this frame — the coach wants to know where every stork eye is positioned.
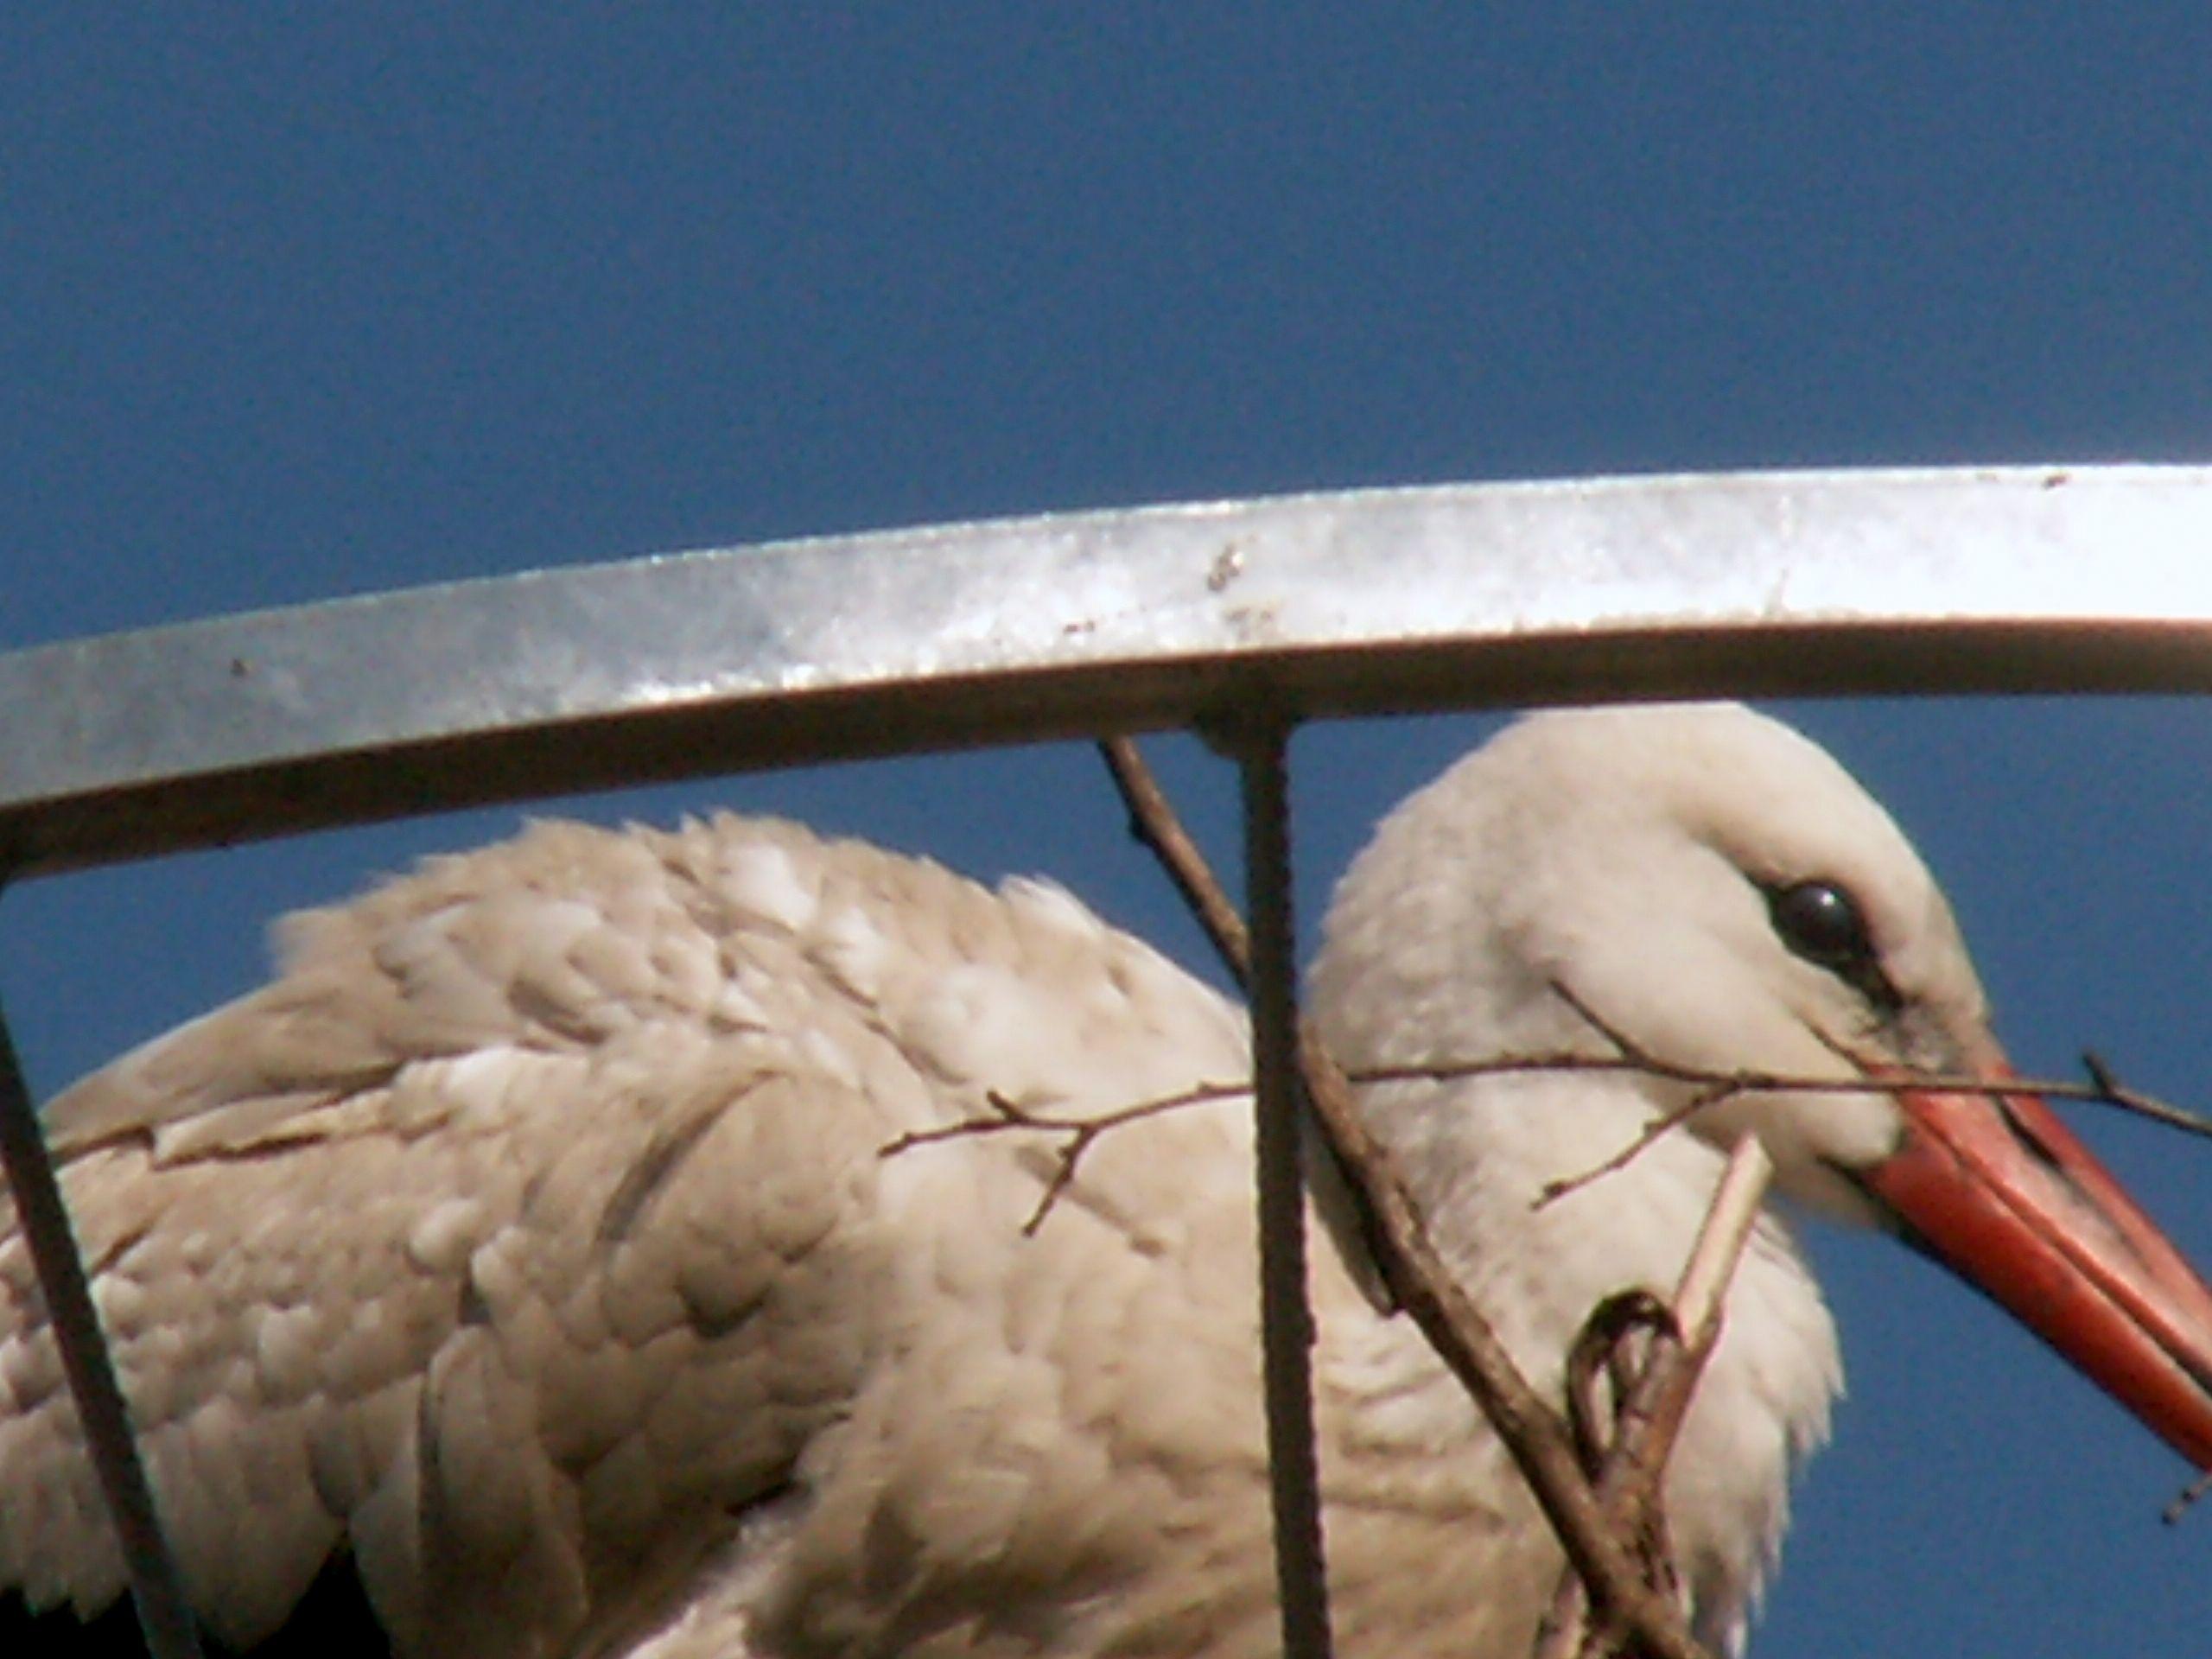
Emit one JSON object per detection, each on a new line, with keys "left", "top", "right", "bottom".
{"left": 1766, "top": 880, "right": 1876, "bottom": 972}
{"left": 1765, "top": 878, "right": 1904, "bottom": 1014}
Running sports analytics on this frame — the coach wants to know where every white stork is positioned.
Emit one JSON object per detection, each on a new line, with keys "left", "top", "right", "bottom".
{"left": 3, "top": 702, "right": 2210, "bottom": 1657}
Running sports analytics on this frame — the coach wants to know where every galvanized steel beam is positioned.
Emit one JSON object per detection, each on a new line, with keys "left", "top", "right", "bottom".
{"left": 3, "top": 464, "right": 2209, "bottom": 876}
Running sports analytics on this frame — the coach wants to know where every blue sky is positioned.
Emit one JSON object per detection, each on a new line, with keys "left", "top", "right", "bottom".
{"left": 6, "top": 8, "right": 2212, "bottom": 1654}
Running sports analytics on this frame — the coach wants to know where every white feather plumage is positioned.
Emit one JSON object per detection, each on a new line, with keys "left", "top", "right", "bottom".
{"left": 7, "top": 704, "right": 2156, "bottom": 1656}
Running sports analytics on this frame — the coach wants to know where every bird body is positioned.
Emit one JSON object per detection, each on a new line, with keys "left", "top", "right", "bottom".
{"left": 5, "top": 705, "right": 2209, "bottom": 1657}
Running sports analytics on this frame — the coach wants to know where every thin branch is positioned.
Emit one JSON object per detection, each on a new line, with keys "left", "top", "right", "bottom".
{"left": 1539, "top": 1293, "right": 1680, "bottom": 1659}
{"left": 1535, "top": 1083, "right": 1736, "bottom": 1210}
{"left": 1534, "top": 982, "right": 2212, "bottom": 1205}
{"left": 882, "top": 1036, "right": 2201, "bottom": 1236}
{"left": 1675, "top": 1136, "right": 1776, "bottom": 1339}
{"left": 1560, "top": 981, "right": 2212, "bottom": 1135}
{"left": 1103, "top": 735, "right": 1253, "bottom": 974}
{"left": 1358, "top": 1046, "right": 2211, "bottom": 1141}
{"left": 2082, "top": 1049, "right": 2212, "bottom": 1141}
{"left": 880, "top": 1086, "right": 1239, "bottom": 1233}
{"left": 1536, "top": 1137, "right": 1775, "bottom": 1659}
{"left": 1560, "top": 1290, "right": 1676, "bottom": 1488}
{"left": 2164, "top": 1465, "right": 2212, "bottom": 1526}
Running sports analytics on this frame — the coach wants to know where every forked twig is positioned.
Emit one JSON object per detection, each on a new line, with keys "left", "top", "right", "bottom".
{"left": 882, "top": 1086, "right": 1242, "bottom": 1234}
{"left": 1535, "top": 982, "right": 2212, "bottom": 1203}
{"left": 2082, "top": 1048, "right": 2212, "bottom": 1141}
{"left": 1535, "top": 1137, "right": 1775, "bottom": 1658}
{"left": 884, "top": 1035, "right": 2201, "bottom": 1236}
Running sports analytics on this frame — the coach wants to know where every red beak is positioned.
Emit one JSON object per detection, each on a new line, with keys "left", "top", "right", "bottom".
{"left": 1864, "top": 1064, "right": 2212, "bottom": 1471}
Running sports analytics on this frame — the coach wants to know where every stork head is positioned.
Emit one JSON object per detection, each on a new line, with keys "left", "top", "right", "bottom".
{"left": 1312, "top": 702, "right": 2212, "bottom": 1471}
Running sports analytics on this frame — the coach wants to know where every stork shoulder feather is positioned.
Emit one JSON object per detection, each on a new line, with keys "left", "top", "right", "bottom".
{"left": 3, "top": 813, "right": 1261, "bottom": 1654}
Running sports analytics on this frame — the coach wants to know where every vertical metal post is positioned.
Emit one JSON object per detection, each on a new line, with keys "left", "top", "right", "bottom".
{"left": 1237, "top": 721, "right": 1333, "bottom": 1659}
{"left": 0, "top": 989, "right": 203, "bottom": 1659}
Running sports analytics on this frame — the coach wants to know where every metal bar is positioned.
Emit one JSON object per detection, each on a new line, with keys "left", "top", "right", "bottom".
{"left": 0, "top": 986, "right": 203, "bottom": 1659}
{"left": 3, "top": 463, "right": 2208, "bottom": 1651}
{"left": 1239, "top": 720, "right": 1333, "bottom": 1659}
{"left": 5, "top": 466, "right": 2212, "bottom": 877}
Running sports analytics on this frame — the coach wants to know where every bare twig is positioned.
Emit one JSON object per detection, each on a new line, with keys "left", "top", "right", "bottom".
{"left": 1560, "top": 1291, "right": 1677, "bottom": 1487}
{"left": 2082, "top": 1049, "right": 2212, "bottom": 1141}
{"left": 1332, "top": 1047, "right": 2207, "bottom": 1140}
{"left": 1535, "top": 1084, "right": 1735, "bottom": 1210}
{"left": 2164, "top": 1465, "right": 2212, "bottom": 1525}
{"left": 883, "top": 1037, "right": 2201, "bottom": 1235}
{"left": 1558, "top": 982, "right": 2212, "bottom": 1136}
{"left": 1537, "top": 1137, "right": 1775, "bottom": 1658}
{"left": 885, "top": 1033, "right": 2203, "bottom": 1262}
{"left": 1674, "top": 1137, "right": 1776, "bottom": 1338}
{"left": 880, "top": 1086, "right": 1241, "bottom": 1233}
{"left": 1540, "top": 1292, "right": 1681, "bottom": 1659}
{"left": 1535, "top": 982, "right": 2211, "bottom": 1206}
{"left": 1103, "top": 735, "right": 1252, "bottom": 972}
